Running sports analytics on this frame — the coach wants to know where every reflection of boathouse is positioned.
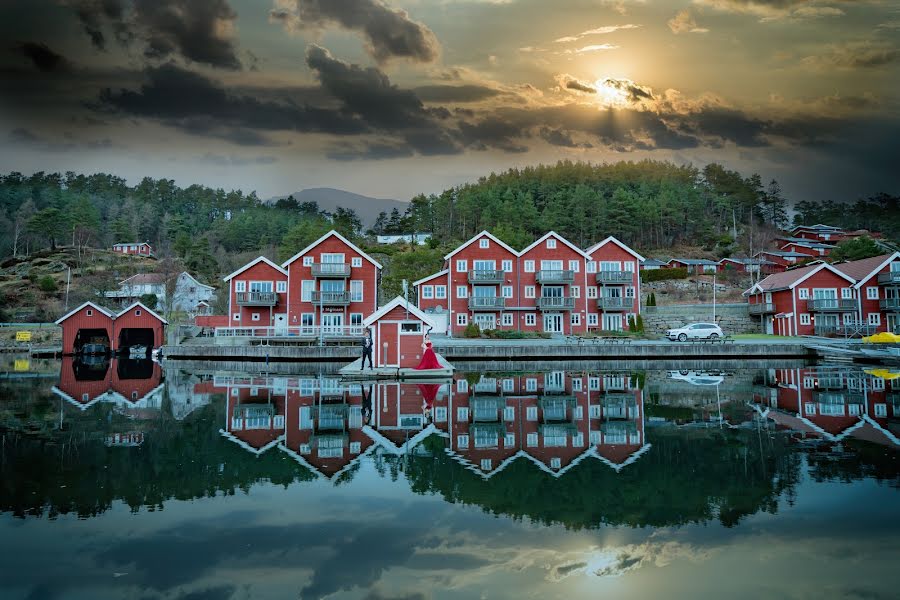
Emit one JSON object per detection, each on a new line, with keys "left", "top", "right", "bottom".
{"left": 51, "top": 357, "right": 164, "bottom": 413}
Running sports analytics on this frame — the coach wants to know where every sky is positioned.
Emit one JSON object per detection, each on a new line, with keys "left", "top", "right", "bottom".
{"left": 1, "top": 0, "right": 898, "bottom": 203}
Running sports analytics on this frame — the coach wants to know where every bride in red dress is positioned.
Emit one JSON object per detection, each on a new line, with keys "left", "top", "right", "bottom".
{"left": 415, "top": 334, "right": 442, "bottom": 370}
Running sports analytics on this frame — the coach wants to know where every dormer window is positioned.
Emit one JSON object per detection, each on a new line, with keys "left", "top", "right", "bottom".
{"left": 547, "top": 239, "right": 557, "bottom": 249}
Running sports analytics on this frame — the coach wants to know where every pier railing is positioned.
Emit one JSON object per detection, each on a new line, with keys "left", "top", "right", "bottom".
{"left": 214, "top": 325, "right": 365, "bottom": 338}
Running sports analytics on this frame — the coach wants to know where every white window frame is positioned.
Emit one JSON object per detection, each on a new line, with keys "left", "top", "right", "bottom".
{"left": 798, "top": 288, "right": 809, "bottom": 300}
{"left": 135, "top": 309, "right": 142, "bottom": 316}
{"left": 525, "top": 313, "right": 536, "bottom": 326}
{"left": 350, "top": 280, "right": 363, "bottom": 302}
{"left": 302, "top": 256, "right": 313, "bottom": 267}
{"left": 524, "top": 260, "right": 535, "bottom": 273}
{"left": 457, "top": 434, "right": 469, "bottom": 449}
{"left": 235, "top": 280, "right": 246, "bottom": 293}
{"left": 526, "top": 406, "right": 538, "bottom": 421}
{"left": 867, "top": 287, "right": 879, "bottom": 300}
{"left": 588, "top": 313, "right": 598, "bottom": 326}
{"left": 800, "top": 313, "right": 811, "bottom": 325}
{"left": 571, "top": 313, "right": 581, "bottom": 325}
{"left": 587, "top": 286, "right": 598, "bottom": 299}
{"left": 456, "top": 259, "right": 467, "bottom": 273}
{"left": 569, "top": 259, "right": 580, "bottom": 273}
{"left": 587, "top": 261, "right": 597, "bottom": 273}
{"left": 301, "top": 280, "right": 315, "bottom": 302}
{"left": 625, "top": 287, "right": 635, "bottom": 298}
{"left": 456, "top": 313, "right": 468, "bottom": 326}
{"left": 502, "top": 259, "right": 513, "bottom": 272}
{"left": 571, "top": 286, "right": 580, "bottom": 298}
{"left": 502, "top": 313, "right": 513, "bottom": 326}
{"left": 479, "top": 238, "right": 489, "bottom": 248}
{"left": 502, "top": 285, "right": 513, "bottom": 298}
{"left": 868, "top": 313, "right": 881, "bottom": 326}
{"left": 525, "top": 286, "right": 535, "bottom": 298}
{"left": 841, "top": 287, "right": 853, "bottom": 300}
{"left": 251, "top": 313, "right": 261, "bottom": 322}
{"left": 276, "top": 281, "right": 287, "bottom": 293}
{"left": 436, "top": 285, "right": 447, "bottom": 299}
{"left": 547, "top": 239, "right": 557, "bottom": 249}
{"left": 351, "top": 257, "right": 363, "bottom": 268}
{"left": 422, "top": 285, "right": 434, "bottom": 299}
{"left": 456, "top": 285, "right": 468, "bottom": 299}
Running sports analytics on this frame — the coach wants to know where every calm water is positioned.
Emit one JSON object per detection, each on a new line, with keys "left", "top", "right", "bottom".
{"left": 1, "top": 358, "right": 898, "bottom": 600}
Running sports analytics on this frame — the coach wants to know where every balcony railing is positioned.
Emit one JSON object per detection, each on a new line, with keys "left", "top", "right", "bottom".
{"left": 880, "top": 298, "right": 900, "bottom": 311}
{"left": 813, "top": 391, "right": 865, "bottom": 405}
{"left": 468, "top": 297, "right": 506, "bottom": 311}
{"left": 468, "top": 269, "right": 505, "bottom": 284}
{"left": 806, "top": 298, "right": 855, "bottom": 312}
{"left": 235, "top": 291, "right": 277, "bottom": 306}
{"left": 877, "top": 271, "right": 900, "bottom": 284}
{"left": 215, "top": 325, "right": 364, "bottom": 338}
{"left": 311, "top": 263, "right": 351, "bottom": 278}
{"left": 597, "top": 297, "right": 628, "bottom": 311}
{"left": 748, "top": 302, "right": 776, "bottom": 315}
{"left": 310, "top": 291, "right": 352, "bottom": 305}
{"left": 537, "top": 296, "right": 575, "bottom": 311}
{"left": 596, "top": 271, "right": 632, "bottom": 284}
{"left": 536, "top": 270, "right": 575, "bottom": 284}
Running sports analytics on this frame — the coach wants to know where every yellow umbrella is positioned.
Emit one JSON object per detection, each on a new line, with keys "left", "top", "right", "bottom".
{"left": 864, "top": 368, "right": 900, "bottom": 380}
{"left": 862, "top": 332, "right": 900, "bottom": 344}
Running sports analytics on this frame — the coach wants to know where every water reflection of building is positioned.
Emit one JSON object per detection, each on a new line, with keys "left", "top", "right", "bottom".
{"left": 217, "top": 374, "right": 287, "bottom": 455}
{"left": 752, "top": 367, "right": 900, "bottom": 447}
{"left": 164, "top": 369, "right": 220, "bottom": 421}
{"left": 51, "top": 357, "right": 164, "bottom": 413}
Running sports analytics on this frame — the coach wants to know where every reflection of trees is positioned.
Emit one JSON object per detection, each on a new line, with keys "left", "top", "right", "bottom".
{"left": 0, "top": 394, "right": 315, "bottom": 519}
{"left": 396, "top": 428, "right": 803, "bottom": 529}
{"left": 804, "top": 441, "right": 900, "bottom": 488}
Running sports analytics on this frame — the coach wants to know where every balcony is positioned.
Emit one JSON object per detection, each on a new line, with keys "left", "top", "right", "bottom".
{"left": 472, "top": 396, "right": 505, "bottom": 422}
{"left": 311, "top": 263, "right": 351, "bottom": 278}
{"left": 310, "top": 291, "right": 351, "bottom": 306}
{"left": 596, "top": 271, "right": 632, "bottom": 285}
{"left": 813, "top": 391, "right": 865, "bottom": 405}
{"left": 806, "top": 298, "right": 855, "bottom": 312}
{"left": 536, "top": 270, "right": 575, "bottom": 284}
{"left": 597, "top": 297, "right": 628, "bottom": 311}
{"left": 880, "top": 298, "right": 900, "bottom": 311}
{"left": 537, "top": 296, "right": 575, "bottom": 311}
{"left": 748, "top": 302, "right": 776, "bottom": 315}
{"left": 469, "top": 269, "right": 505, "bottom": 284}
{"left": 468, "top": 297, "right": 506, "bottom": 311}
{"left": 878, "top": 271, "right": 900, "bottom": 284}
{"left": 235, "top": 291, "right": 277, "bottom": 306}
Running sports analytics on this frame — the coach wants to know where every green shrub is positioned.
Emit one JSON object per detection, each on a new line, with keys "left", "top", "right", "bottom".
{"left": 636, "top": 314, "right": 645, "bottom": 333}
{"left": 139, "top": 293, "right": 158, "bottom": 310}
{"left": 37, "top": 276, "right": 57, "bottom": 292}
{"left": 463, "top": 322, "right": 481, "bottom": 338}
{"left": 642, "top": 268, "right": 688, "bottom": 282}
{"left": 627, "top": 315, "right": 636, "bottom": 330}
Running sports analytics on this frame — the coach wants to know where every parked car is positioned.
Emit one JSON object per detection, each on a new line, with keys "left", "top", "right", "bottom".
{"left": 666, "top": 370, "right": 725, "bottom": 386}
{"left": 666, "top": 323, "right": 724, "bottom": 342}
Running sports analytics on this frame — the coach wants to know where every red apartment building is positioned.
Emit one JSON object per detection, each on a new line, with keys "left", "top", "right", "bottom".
{"left": 833, "top": 252, "right": 900, "bottom": 334}
{"left": 223, "top": 256, "right": 289, "bottom": 331}
{"left": 415, "top": 231, "right": 642, "bottom": 336}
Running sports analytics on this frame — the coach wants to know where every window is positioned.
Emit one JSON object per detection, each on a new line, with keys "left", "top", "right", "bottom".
{"left": 301, "top": 313, "right": 314, "bottom": 327}
{"left": 480, "top": 459, "right": 492, "bottom": 471}
{"left": 350, "top": 280, "right": 363, "bottom": 302}
{"left": 868, "top": 313, "right": 881, "bottom": 326}
{"left": 525, "top": 313, "right": 536, "bottom": 326}
{"left": 502, "top": 286, "right": 513, "bottom": 298}
{"left": 422, "top": 285, "right": 434, "bottom": 299}
{"left": 436, "top": 285, "right": 447, "bottom": 299}
{"left": 135, "top": 309, "right": 142, "bottom": 316}
{"left": 502, "top": 259, "right": 513, "bottom": 272}
{"left": 526, "top": 406, "right": 538, "bottom": 420}
{"left": 524, "top": 260, "right": 535, "bottom": 273}
{"left": 841, "top": 288, "right": 853, "bottom": 299}
{"left": 587, "top": 261, "right": 597, "bottom": 273}
{"left": 456, "top": 313, "right": 468, "bottom": 326}
{"left": 301, "top": 280, "right": 315, "bottom": 302}
{"left": 303, "top": 256, "right": 313, "bottom": 266}
{"left": 525, "top": 286, "right": 535, "bottom": 298}
{"left": 569, "top": 260, "right": 580, "bottom": 272}
{"left": 867, "top": 287, "right": 879, "bottom": 300}
{"left": 456, "top": 285, "right": 468, "bottom": 299}
{"left": 502, "top": 313, "right": 513, "bottom": 326}
{"left": 457, "top": 434, "right": 469, "bottom": 449}
{"left": 457, "top": 406, "right": 469, "bottom": 421}
{"left": 588, "top": 313, "right": 598, "bottom": 326}
{"left": 235, "top": 281, "right": 246, "bottom": 293}
{"left": 434, "top": 406, "right": 447, "bottom": 422}
{"left": 526, "top": 378, "right": 537, "bottom": 392}
{"left": 352, "top": 257, "right": 363, "bottom": 267}
{"left": 571, "top": 313, "right": 581, "bottom": 325}
{"left": 550, "top": 458, "right": 561, "bottom": 469}
{"left": 250, "top": 281, "right": 272, "bottom": 293}
{"left": 504, "top": 433, "right": 515, "bottom": 447}
{"left": 456, "top": 259, "right": 467, "bottom": 273}
{"left": 527, "top": 432, "right": 538, "bottom": 447}
{"left": 571, "top": 286, "right": 580, "bottom": 298}
{"left": 624, "top": 261, "right": 635, "bottom": 272}
{"left": 547, "top": 239, "right": 557, "bottom": 249}
{"left": 572, "top": 378, "right": 583, "bottom": 392}
{"left": 457, "top": 379, "right": 469, "bottom": 392}
{"left": 800, "top": 313, "right": 811, "bottom": 325}
{"left": 350, "top": 441, "right": 361, "bottom": 454}
{"left": 86, "top": 309, "right": 93, "bottom": 316}
{"left": 875, "top": 403, "right": 887, "bottom": 418}
{"left": 798, "top": 288, "right": 809, "bottom": 300}
{"left": 803, "top": 377, "right": 815, "bottom": 389}
{"left": 626, "top": 287, "right": 635, "bottom": 298}
{"left": 350, "top": 313, "right": 363, "bottom": 327}
{"left": 277, "top": 281, "right": 287, "bottom": 293}
{"left": 588, "top": 286, "right": 598, "bottom": 298}
{"left": 479, "top": 238, "right": 489, "bottom": 248}
{"left": 251, "top": 313, "right": 260, "bottom": 321}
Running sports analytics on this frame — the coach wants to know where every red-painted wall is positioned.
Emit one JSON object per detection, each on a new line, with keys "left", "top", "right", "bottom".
{"left": 59, "top": 305, "right": 115, "bottom": 354}
{"left": 114, "top": 304, "right": 166, "bottom": 349}
{"left": 227, "top": 261, "right": 288, "bottom": 327}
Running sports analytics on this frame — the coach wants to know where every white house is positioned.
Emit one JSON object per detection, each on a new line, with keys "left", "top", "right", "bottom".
{"left": 104, "top": 271, "right": 215, "bottom": 314}
{"left": 376, "top": 233, "right": 432, "bottom": 245}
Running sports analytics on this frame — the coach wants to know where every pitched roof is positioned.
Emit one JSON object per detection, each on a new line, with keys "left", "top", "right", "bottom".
{"left": 669, "top": 258, "right": 717, "bottom": 265}
{"left": 790, "top": 224, "right": 841, "bottom": 232}
{"left": 443, "top": 230, "right": 518, "bottom": 260}
{"left": 281, "top": 230, "right": 383, "bottom": 269}
{"left": 719, "top": 257, "right": 773, "bottom": 266}
{"left": 364, "top": 296, "right": 437, "bottom": 328}
{"left": 113, "top": 241, "right": 152, "bottom": 246}
{"left": 641, "top": 258, "right": 668, "bottom": 266}
{"left": 757, "top": 250, "right": 810, "bottom": 259}
{"left": 222, "top": 256, "right": 287, "bottom": 282}
{"left": 117, "top": 301, "right": 169, "bottom": 325}
{"left": 519, "top": 231, "right": 592, "bottom": 259}
{"left": 746, "top": 262, "right": 855, "bottom": 294}
{"left": 119, "top": 273, "right": 166, "bottom": 285}
{"left": 781, "top": 240, "right": 835, "bottom": 249}
{"left": 413, "top": 269, "right": 449, "bottom": 287}
{"left": 55, "top": 301, "right": 115, "bottom": 324}
{"left": 178, "top": 271, "right": 215, "bottom": 289}
{"left": 832, "top": 253, "right": 899, "bottom": 288}
{"left": 585, "top": 235, "right": 646, "bottom": 262}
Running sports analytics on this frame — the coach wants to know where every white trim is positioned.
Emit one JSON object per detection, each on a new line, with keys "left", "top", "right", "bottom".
{"left": 219, "top": 429, "right": 284, "bottom": 456}
{"left": 413, "top": 269, "right": 448, "bottom": 287}
{"left": 117, "top": 301, "right": 169, "bottom": 324}
{"left": 281, "top": 230, "right": 383, "bottom": 269}
{"left": 177, "top": 271, "right": 215, "bottom": 290}
{"left": 443, "top": 231, "right": 518, "bottom": 260}
{"left": 364, "top": 296, "right": 437, "bottom": 328}
{"left": 222, "top": 256, "right": 287, "bottom": 282}
{"left": 519, "top": 231, "right": 592, "bottom": 259}
{"left": 585, "top": 236, "right": 646, "bottom": 262}
{"left": 55, "top": 301, "right": 114, "bottom": 324}
{"left": 847, "top": 252, "right": 900, "bottom": 289}
{"left": 788, "top": 262, "right": 856, "bottom": 289}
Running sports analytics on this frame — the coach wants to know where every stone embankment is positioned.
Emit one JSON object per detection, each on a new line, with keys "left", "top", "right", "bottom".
{"left": 641, "top": 303, "right": 758, "bottom": 335}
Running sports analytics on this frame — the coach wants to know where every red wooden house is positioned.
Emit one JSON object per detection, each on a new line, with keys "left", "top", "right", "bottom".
{"left": 779, "top": 240, "right": 834, "bottom": 258}
{"left": 113, "top": 301, "right": 167, "bottom": 352}
{"left": 833, "top": 252, "right": 900, "bottom": 334}
{"left": 754, "top": 250, "right": 808, "bottom": 270}
{"left": 56, "top": 301, "right": 116, "bottom": 355}
{"left": 589, "top": 375, "right": 648, "bottom": 471}
{"left": 585, "top": 236, "right": 644, "bottom": 332}
{"left": 363, "top": 297, "right": 436, "bottom": 368}
{"left": 223, "top": 256, "right": 288, "bottom": 331}
{"left": 281, "top": 230, "right": 381, "bottom": 337}
{"left": 220, "top": 375, "right": 287, "bottom": 455}
{"left": 112, "top": 241, "right": 154, "bottom": 257}
{"left": 745, "top": 262, "right": 857, "bottom": 336}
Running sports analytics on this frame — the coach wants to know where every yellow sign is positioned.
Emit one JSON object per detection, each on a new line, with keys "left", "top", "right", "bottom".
{"left": 14, "top": 359, "right": 30, "bottom": 372}
{"left": 15, "top": 331, "right": 32, "bottom": 342}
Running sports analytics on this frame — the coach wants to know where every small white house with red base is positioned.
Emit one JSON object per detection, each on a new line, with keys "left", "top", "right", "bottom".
{"left": 362, "top": 297, "right": 439, "bottom": 369}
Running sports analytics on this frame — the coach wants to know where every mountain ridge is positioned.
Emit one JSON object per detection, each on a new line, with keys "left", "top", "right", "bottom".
{"left": 268, "top": 187, "right": 408, "bottom": 227}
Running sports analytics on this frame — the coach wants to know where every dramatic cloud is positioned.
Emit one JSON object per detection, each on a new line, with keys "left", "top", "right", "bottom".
{"left": 668, "top": 10, "right": 709, "bottom": 34}
{"left": 554, "top": 23, "right": 640, "bottom": 42}
{"left": 800, "top": 41, "right": 900, "bottom": 69}
{"left": 694, "top": 0, "right": 847, "bottom": 21}
{"left": 412, "top": 84, "right": 500, "bottom": 103}
{"left": 557, "top": 74, "right": 597, "bottom": 94}
{"left": 60, "top": 0, "right": 242, "bottom": 69}
{"left": 270, "top": 0, "right": 439, "bottom": 63}
{"left": 12, "top": 42, "right": 70, "bottom": 72}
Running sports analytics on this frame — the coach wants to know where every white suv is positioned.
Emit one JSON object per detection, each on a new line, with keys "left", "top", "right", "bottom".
{"left": 666, "top": 322, "right": 724, "bottom": 342}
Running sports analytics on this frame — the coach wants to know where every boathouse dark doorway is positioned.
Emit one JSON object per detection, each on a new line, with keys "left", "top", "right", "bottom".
{"left": 73, "top": 328, "right": 110, "bottom": 354}
{"left": 118, "top": 328, "right": 154, "bottom": 356}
